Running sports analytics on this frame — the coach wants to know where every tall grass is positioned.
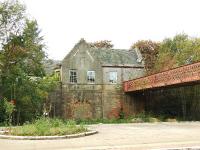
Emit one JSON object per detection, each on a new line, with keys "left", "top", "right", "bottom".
{"left": 75, "top": 113, "right": 176, "bottom": 124}
{"left": 8, "top": 117, "right": 87, "bottom": 136}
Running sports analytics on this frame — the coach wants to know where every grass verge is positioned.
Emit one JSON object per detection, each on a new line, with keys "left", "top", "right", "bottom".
{"left": 75, "top": 113, "right": 178, "bottom": 124}
{"left": 6, "top": 118, "right": 87, "bottom": 136}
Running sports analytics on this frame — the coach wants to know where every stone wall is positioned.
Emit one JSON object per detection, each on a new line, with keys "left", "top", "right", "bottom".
{"left": 59, "top": 39, "right": 145, "bottom": 119}
{"left": 61, "top": 41, "right": 103, "bottom": 85}
{"left": 48, "top": 83, "right": 64, "bottom": 118}
{"left": 62, "top": 84, "right": 123, "bottom": 119}
{"left": 62, "top": 84, "right": 103, "bottom": 119}
{"left": 61, "top": 84, "right": 145, "bottom": 119}
{"left": 102, "top": 88, "right": 123, "bottom": 119}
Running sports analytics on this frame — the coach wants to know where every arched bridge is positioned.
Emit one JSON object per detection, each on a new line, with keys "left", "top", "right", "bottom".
{"left": 124, "top": 61, "right": 200, "bottom": 92}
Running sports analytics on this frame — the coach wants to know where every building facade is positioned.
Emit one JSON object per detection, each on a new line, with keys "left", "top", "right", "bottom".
{"left": 60, "top": 39, "right": 145, "bottom": 119}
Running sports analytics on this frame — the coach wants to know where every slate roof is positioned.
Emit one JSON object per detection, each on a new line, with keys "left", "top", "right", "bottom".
{"left": 89, "top": 48, "right": 143, "bottom": 67}
{"left": 62, "top": 39, "right": 144, "bottom": 67}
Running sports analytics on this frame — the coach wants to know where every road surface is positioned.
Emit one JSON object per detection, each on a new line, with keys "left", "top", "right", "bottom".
{"left": 0, "top": 122, "right": 200, "bottom": 150}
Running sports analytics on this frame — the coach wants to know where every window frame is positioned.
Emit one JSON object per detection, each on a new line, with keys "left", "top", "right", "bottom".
{"left": 69, "top": 69, "right": 77, "bottom": 83}
{"left": 87, "top": 70, "right": 95, "bottom": 83}
{"left": 108, "top": 71, "right": 117, "bottom": 84}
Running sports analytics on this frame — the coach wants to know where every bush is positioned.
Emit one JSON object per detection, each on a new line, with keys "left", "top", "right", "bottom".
{"left": 75, "top": 112, "right": 165, "bottom": 124}
{"left": 7, "top": 117, "right": 87, "bottom": 136}
{"left": 75, "top": 118, "right": 133, "bottom": 125}
{"left": 0, "top": 98, "right": 15, "bottom": 125}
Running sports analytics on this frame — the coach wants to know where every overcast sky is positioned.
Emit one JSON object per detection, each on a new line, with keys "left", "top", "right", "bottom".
{"left": 21, "top": 0, "right": 200, "bottom": 60}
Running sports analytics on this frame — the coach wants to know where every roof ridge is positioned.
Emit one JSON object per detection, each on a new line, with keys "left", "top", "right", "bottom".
{"left": 90, "top": 48, "right": 132, "bottom": 53}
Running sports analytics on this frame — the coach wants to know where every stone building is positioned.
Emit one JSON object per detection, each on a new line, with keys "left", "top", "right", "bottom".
{"left": 60, "top": 39, "right": 145, "bottom": 119}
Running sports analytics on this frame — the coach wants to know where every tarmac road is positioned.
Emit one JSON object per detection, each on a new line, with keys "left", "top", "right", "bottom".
{"left": 0, "top": 122, "right": 200, "bottom": 150}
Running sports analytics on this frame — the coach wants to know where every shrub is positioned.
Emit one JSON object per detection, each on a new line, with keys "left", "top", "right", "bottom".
{"left": 8, "top": 117, "right": 87, "bottom": 136}
{"left": 0, "top": 98, "right": 15, "bottom": 126}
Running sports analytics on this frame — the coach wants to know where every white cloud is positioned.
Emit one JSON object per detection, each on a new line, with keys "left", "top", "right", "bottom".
{"left": 20, "top": 0, "right": 200, "bottom": 60}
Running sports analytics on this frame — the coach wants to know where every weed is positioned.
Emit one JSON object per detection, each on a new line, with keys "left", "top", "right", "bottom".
{"left": 8, "top": 117, "right": 87, "bottom": 136}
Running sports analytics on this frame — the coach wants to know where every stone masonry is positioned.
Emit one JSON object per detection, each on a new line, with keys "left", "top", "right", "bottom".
{"left": 60, "top": 39, "right": 145, "bottom": 119}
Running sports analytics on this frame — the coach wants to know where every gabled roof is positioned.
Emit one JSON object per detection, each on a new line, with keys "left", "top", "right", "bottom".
{"left": 88, "top": 48, "right": 144, "bottom": 67}
{"left": 62, "top": 39, "right": 144, "bottom": 67}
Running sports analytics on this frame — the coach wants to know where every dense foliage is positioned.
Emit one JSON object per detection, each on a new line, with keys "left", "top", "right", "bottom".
{"left": 0, "top": 0, "right": 58, "bottom": 125}
{"left": 131, "top": 40, "right": 159, "bottom": 74}
{"left": 0, "top": 98, "right": 15, "bottom": 125}
{"left": 154, "top": 34, "right": 200, "bottom": 72}
{"left": 132, "top": 34, "right": 200, "bottom": 74}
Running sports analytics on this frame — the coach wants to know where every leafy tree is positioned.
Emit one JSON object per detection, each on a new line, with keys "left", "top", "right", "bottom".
{"left": 22, "top": 20, "right": 45, "bottom": 77}
{"left": 0, "top": 0, "right": 26, "bottom": 98}
{"left": 14, "top": 76, "right": 58, "bottom": 124}
{"left": 132, "top": 34, "right": 200, "bottom": 73}
{"left": 89, "top": 40, "right": 113, "bottom": 49}
{"left": 0, "top": 0, "right": 26, "bottom": 77}
{"left": 0, "top": 19, "right": 45, "bottom": 95}
{"left": 175, "top": 36, "right": 200, "bottom": 65}
{"left": 153, "top": 38, "right": 177, "bottom": 72}
{"left": 154, "top": 33, "right": 200, "bottom": 72}
{"left": 131, "top": 40, "right": 159, "bottom": 74}
{"left": 0, "top": 0, "right": 57, "bottom": 124}
{"left": 0, "top": 0, "right": 25, "bottom": 45}
{"left": 0, "top": 98, "right": 15, "bottom": 125}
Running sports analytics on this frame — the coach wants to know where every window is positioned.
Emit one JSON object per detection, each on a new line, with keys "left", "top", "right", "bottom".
{"left": 69, "top": 69, "right": 77, "bottom": 83}
{"left": 109, "top": 71, "right": 117, "bottom": 83}
{"left": 87, "top": 71, "right": 95, "bottom": 83}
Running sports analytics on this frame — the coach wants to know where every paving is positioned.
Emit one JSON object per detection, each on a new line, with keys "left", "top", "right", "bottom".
{"left": 0, "top": 122, "right": 200, "bottom": 150}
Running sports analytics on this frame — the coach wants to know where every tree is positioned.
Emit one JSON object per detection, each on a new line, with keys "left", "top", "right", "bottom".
{"left": 89, "top": 40, "right": 113, "bottom": 49}
{"left": 0, "top": 0, "right": 25, "bottom": 96}
{"left": 22, "top": 20, "right": 45, "bottom": 77}
{"left": 0, "top": 19, "right": 45, "bottom": 95}
{"left": 0, "top": 0, "right": 26, "bottom": 98}
{"left": 0, "top": 0, "right": 25, "bottom": 46}
{"left": 3, "top": 20, "right": 47, "bottom": 124}
{"left": 0, "top": 0, "right": 57, "bottom": 124}
{"left": 154, "top": 33, "right": 200, "bottom": 72}
{"left": 0, "top": 98, "right": 15, "bottom": 125}
{"left": 131, "top": 40, "right": 159, "bottom": 74}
